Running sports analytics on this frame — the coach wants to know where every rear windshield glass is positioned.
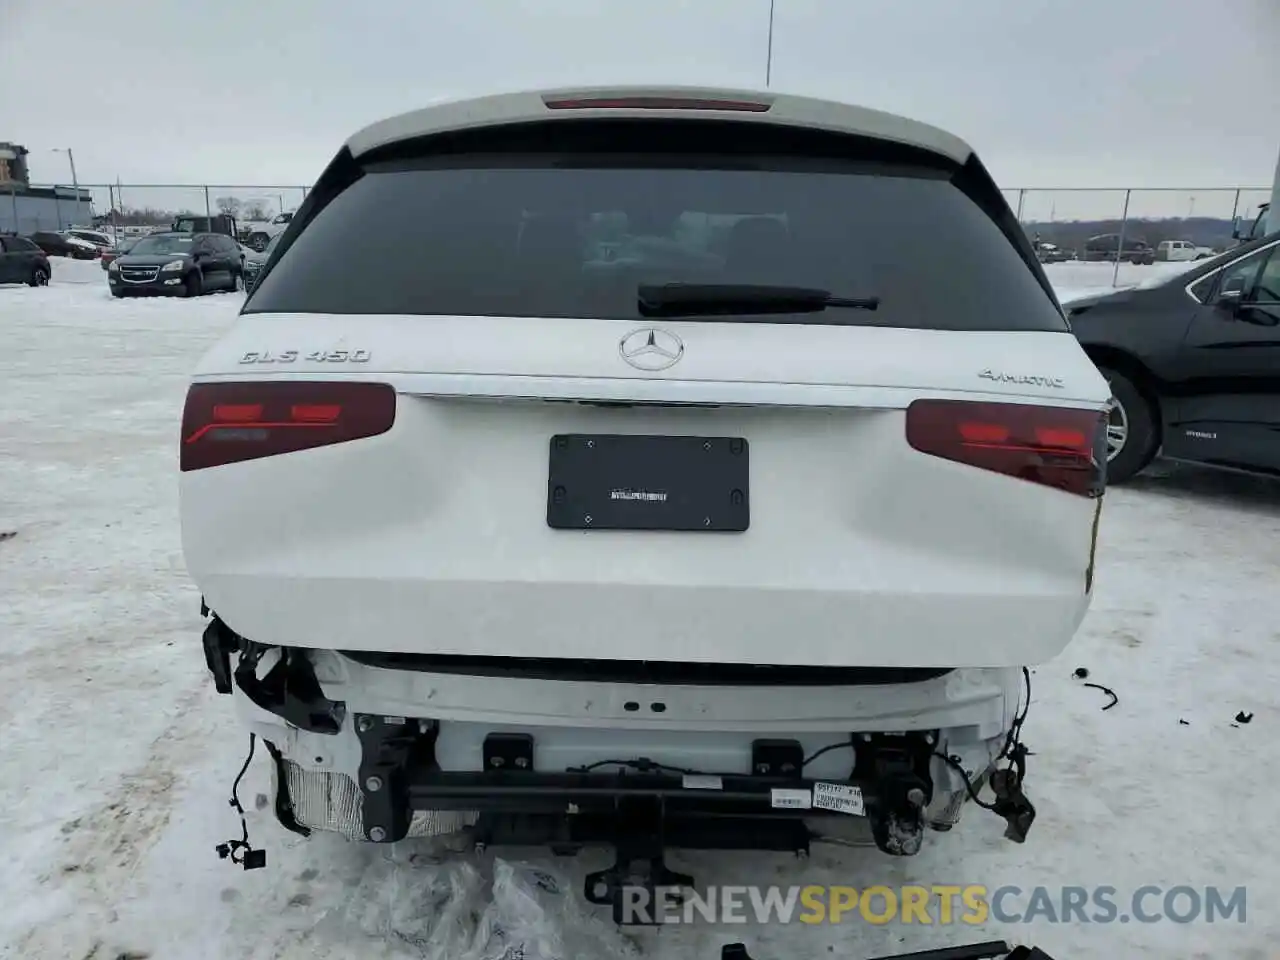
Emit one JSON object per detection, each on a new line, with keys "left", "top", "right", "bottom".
{"left": 246, "top": 154, "right": 1065, "bottom": 331}
{"left": 130, "top": 235, "right": 194, "bottom": 255}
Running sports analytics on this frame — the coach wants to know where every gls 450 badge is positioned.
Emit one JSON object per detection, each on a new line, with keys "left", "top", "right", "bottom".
{"left": 978, "top": 368, "right": 1064, "bottom": 389}
{"left": 239, "top": 349, "right": 371, "bottom": 364}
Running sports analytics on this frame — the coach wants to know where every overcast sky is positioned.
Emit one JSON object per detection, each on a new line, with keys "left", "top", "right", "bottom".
{"left": 2, "top": 0, "right": 1277, "bottom": 200}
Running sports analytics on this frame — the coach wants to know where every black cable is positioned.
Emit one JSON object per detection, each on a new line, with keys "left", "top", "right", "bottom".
{"left": 232, "top": 731, "right": 256, "bottom": 805}
{"left": 1083, "top": 681, "right": 1118, "bottom": 710}
{"left": 996, "top": 667, "right": 1032, "bottom": 764}
{"left": 566, "top": 757, "right": 703, "bottom": 776}
{"left": 934, "top": 667, "right": 1034, "bottom": 812}
{"left": 569, "top": 738, "right": 857, "bottom": 779}
{"left": 801, "top": 736, "right": 854, "bottom": 769}
{"left": 216, "top": 733, "right": 266, "bottom": 869}
{"left": 934, "top": 751, "right": 999, "bottom": 811}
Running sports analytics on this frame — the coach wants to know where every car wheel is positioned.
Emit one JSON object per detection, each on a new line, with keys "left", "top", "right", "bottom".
{"left": 111, "top": 288, "right": 126, "bottom": 298}
{"left": 1098, "top": 366, "right": 1159, "bottom": 483}
{"left": 29, "top": 266, "right": 49, "bottom": 287}
{"left": 183, "top": 272, "right": 204, "bottom": 298}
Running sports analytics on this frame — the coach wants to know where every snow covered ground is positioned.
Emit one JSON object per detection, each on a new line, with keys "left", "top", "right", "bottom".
{"left": 1, "top": 257, "right": 1278, "bottom": 959}
{"left": 1047, "top": 259, "right": 1199, "bottom": 305}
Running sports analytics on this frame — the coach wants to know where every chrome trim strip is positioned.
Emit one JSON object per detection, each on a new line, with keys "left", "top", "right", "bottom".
{"left": 1183, "top": 238, "right": 1280, "bottom": 305}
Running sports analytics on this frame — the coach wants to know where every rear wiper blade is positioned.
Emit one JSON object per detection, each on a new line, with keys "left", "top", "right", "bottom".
{"left": 638, "top": 283, "right": 880, "bottom": 318}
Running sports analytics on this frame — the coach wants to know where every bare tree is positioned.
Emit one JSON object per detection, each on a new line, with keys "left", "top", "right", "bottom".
{"left": 215, "top": 196, "right": 243, "bottom": 217}
{"left": 243, "top": 201, "right": 271, "bottom": 221}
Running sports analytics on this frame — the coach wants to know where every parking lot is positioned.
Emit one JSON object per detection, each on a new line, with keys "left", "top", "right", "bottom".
{"left": 2, "top": 258, "right": 1278, "bottom": 959}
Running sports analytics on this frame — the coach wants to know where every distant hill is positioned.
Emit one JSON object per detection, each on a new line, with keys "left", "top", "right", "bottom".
{"left": 1022, "top": 216, "right": 1239, "bottom": 254}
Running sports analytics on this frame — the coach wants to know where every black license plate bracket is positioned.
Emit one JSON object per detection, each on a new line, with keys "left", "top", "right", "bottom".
{"left": 547, "top": 434, "right": 749, "bottom": 532}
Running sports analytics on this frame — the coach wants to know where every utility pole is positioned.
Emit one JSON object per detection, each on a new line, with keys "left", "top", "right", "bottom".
{"left": 52, "top": 147, "right": 81, "bottom": 224}
{"left": 1269, "top": 142, "right": 1280, "bottom": 234}
{"left": 765, "top": 0, "right": 775, "bottom": 88}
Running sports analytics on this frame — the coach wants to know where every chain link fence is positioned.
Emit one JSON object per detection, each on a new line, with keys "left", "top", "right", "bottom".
{"left": 3, "top": 183, "right": 311, "bottom": 236}
{"left": 5, "top": 180, "right": 1271, "bottom": 274}
{"left": 999, "top": 187, "right": 1272, "bottom": 251}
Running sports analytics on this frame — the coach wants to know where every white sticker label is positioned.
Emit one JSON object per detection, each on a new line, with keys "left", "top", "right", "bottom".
{"left": 812, "top": 782, "right": 865, "bottom": 816}
{"left": 682, "top": 775, "right": 723, "bottom": 791}
{"left": 770, "top": 788, "right": 813, "bottom": 810}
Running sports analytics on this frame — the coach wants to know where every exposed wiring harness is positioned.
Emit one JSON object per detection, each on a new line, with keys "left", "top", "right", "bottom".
{"left": 571, "top": 669, "right": 1037, "bottom": 842}
{"left": 933, "top": 667, "right": 1036, "bottom": 841}
{"left": 567, "top": 758, "right": 705, "bottom": 776}
{"left": 567, "top": 738, "right": 856, "bottom": 779}
{"left": 215, "top": 733, "right": 266, "bottom": 870}
{"left": 799, "top": 737, "right": 856, "bottom": 769}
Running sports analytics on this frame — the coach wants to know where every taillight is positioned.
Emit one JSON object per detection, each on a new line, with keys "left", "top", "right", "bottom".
{"left": 906, "top": 400, "right": 1106, "bottom": 497}
{"left": 542, "top": 95, "right": 772, "bottom": 113}
{"left": 180, "top": 381, "right": 396, "bottom": 471}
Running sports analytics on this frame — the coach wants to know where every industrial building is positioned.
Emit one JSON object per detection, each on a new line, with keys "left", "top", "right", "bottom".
{"left": 1, "top": 141, "right": 94, "bottom": 234}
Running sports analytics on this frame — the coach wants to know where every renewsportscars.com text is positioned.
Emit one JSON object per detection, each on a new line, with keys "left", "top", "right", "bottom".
{"left": 619, "top": 884, "right": 1248, "bottom": 925}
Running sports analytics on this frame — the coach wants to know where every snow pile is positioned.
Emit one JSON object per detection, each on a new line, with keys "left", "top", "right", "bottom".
{"left": 341, "top": 858, "right": 636, "bottom": 960}
{"left": 1045, "top": 260, "right": 1192, "bottom": 306}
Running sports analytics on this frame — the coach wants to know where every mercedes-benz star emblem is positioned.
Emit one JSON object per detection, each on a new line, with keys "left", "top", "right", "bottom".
{"left": 619, "top": 328, "right": 684, "bottom": 371}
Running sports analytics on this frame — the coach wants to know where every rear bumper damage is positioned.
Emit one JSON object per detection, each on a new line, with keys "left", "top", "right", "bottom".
{"left": 204, "top": 613, "right": 1039, "bottom": 921}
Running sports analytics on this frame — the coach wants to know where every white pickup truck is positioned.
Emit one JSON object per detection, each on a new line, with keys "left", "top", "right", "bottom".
{"left": 1154, "top": 239, "right": 1215, "bottom": 261}
{"left": 241, "top": 212, "right": 294, "bottom": 252}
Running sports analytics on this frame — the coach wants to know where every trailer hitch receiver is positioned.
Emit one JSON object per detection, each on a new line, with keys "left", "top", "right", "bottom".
{"left": 856, "top": 732, "right": 935, "bottom": 857}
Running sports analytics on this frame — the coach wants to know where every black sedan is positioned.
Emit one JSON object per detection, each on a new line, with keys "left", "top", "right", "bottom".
{"left": 1065, "top": 229, "right": 1280, "bottom": 482}
{"left": 29, "top": 231, "right": 98, "bottom": 260}
{"left": 107, "top": 231, "right": 246, "bottom": 298}
{"left": 0, "top": 234, "right": 52, "bottom": 286}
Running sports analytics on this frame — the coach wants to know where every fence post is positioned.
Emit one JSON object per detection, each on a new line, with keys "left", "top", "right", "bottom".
{"left": 1229, "top": 188, "right": 1241, "bottom": 228}
{"left": 205, "top": 185, "right": 211, "bottom": 218}
{"left": 1015, "top": 188, "right": 1026, "bottom": 222}
{"left": 8, "top": 182, "right": 17, "bottom": 233}
{"left": 1112, "top": 189, "right": 1131, "bottom": 288}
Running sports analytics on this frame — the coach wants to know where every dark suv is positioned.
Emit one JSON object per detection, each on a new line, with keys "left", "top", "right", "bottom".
{"left": 107, "top": 231, "right": 246, "bottom": 297}
{"left": 1082, "top": 233, "right": 1155, "bottom": 265}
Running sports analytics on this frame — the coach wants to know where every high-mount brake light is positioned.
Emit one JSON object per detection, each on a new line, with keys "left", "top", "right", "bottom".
{"left": 542, "top": 95, "right": 772, "bottom": 113}
{"left": 906, "top": 399, "right": 1107, "bottom": 497}
{"left": 181, "top": 381, "right": 396, "bottom": 471}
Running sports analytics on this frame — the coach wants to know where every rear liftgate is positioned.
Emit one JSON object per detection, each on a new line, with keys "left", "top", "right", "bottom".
{"left": 196, "top": 401, "right": 1055, "bottom": 929}
{"left": 204, "top": 615, "right": 1040, "bottom": 929}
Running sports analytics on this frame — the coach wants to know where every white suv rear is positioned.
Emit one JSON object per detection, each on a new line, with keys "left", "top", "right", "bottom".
{"left": 179, "top": 86, "right": 1110, "bottom": 907}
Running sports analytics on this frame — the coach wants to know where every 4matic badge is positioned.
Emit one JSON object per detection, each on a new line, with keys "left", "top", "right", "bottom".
{"left": 239, "top": 349, "right": 371, "bottom": 364}
{"left": 978, "top": 368, "right": 1065, "bottom": 389}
